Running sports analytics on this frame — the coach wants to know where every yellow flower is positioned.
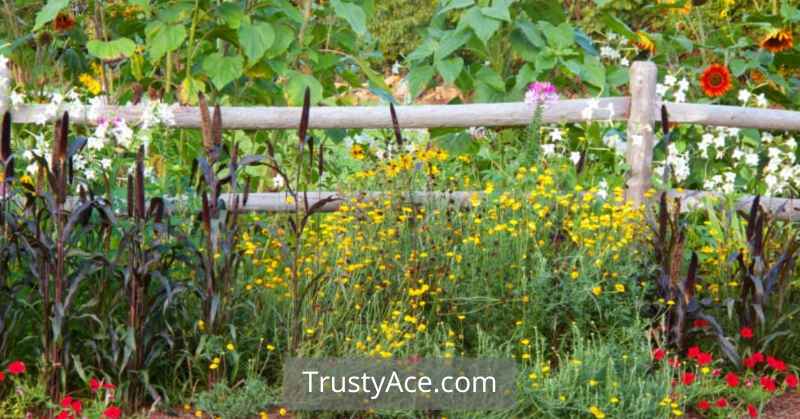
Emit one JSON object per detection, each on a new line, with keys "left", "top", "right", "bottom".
{"left": 592, "top": 286, "right": 602, "bottom": 296}
{"left": 571, "top": 271, "right": 579, "bottom": 280}
{"left": 635, "top": 31, "right": 655, "bottom": 55}
{"left": 614, "top": 283, "right": 625, "bottom": 293}
{"left": 79, "top": 73, "right": 102, "bottom": 95}
{"left": 279, "top": 408, "right": 288, "bottom": 416}
{"left": 195, "top": 410, "right": 203, "bottom": 418}
{"left": 226, "top": 343, "right": 235, "bottom": 352}
{"left": 590, "top": 405, "right": 606, "bottom": 419}
{"left": 266, "top": 344, "right": 276, "bottom": 351}
{"left": 350, "top": 144, "right": 366, "bottom": 160}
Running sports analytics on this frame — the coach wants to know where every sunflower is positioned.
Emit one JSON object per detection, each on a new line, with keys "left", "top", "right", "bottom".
{"left": 760, "top": 29, "right": 794, "bottom": 53}
{"left": 635, "top": 31, "right": 656, "bottom": 55}
{"left": 699, "top": 64, "right": 733, "bottom": 97}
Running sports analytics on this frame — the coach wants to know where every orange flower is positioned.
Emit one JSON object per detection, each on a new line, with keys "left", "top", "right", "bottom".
{"left": 760, "top": 29, "right": 793, "bottom": 53}
{"left": 699, "top": 64, "right": 732, "bottom": 97}
{"left": 53, "top": 12, "right": 76, "bottom": 32}
{"left": 635, "top": 31, "right": 656, "bottom": 55}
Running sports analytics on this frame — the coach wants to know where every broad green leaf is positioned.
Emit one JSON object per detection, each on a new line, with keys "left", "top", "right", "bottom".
{"left": 607, "top": 67, "right": 629, "bottom": 87}
{"left": 202, "top": 53, "right": 244, "bottom": 90}
{"left": 462, "top": 7, "right": 501, "bottom": 44}
{"left": 435, "top": 132, "right": 479, "bottom": 155}
{"left": 535, "top": 51, "right": 557, "bottom": 71}
{"left": 515, "top": 20, "right": 545, "bottom": 48}
{"left": 481, "top": 0, "right": 513, "bottom": 22}
{"left": 438, "top": 0, "right": 475, "bottom": 15}
{"left": 575, "top": 30, "right": 598, "bottom": 56}
{"left": 218, "top": 3, "right": 248, "bottom": 29}
{"left": 436, "top": 57, "right": 464, "bottom": 85}
{"left": 407, "top": 64, "right": 436, "bottom": 99}
{"left": 285, "top": 73, "right": 323, "bottom": 106}
{"left": 331, "top": 0, "right": 368, "bottom": 37}
{"left": 476, "top": 67, "right": 505, "bottom": 91}
{"left": 179, "top": 76, "right": 205, "bottom": 105}
{"left": 34, "top": 0, "right": 69, "bottom": 31}
{"left": 514, "top": 63, "right": 540, "bottom": 93}
{"left": 600, "top": 13, "right": 637, "bottom": 40}
{"left": 265, "top": 24, "right": 295, "bottom": 58}
{"left": 87, "top": 38, "right": 137, "bottom": 60}
{"left": 434, "top": 30, "right": 471, "bottom": 62}
{"left": 407, "top": 39, "right": 437, "bottom": 62}
{"left": 539, "top": 21, "right": 574, "bottom": 50}
{"left": 147, "top": 22, "right": 186, "bottom": 61}
{"left": 238, "top": 22, "right": 275, "bottom": 63}
{"left": 730, "top": 59, "right": 748, "bottom": 77}
{"left": 582, "top": 56, "right": 606, "bottom": 88}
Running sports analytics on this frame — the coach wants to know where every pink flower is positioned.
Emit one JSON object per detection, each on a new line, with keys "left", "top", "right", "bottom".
{"left": 740, "top": 327, "right": 754, "bottom": 339}
{"left": 725, "top": 372, "right": 739, "bottom": 388}
{"left": 103, "top": 406, "right": 122, "bottom": 419}
{"left": 524, "top": 82, "right": 559, "bottom": 107}
{"left": 7, "top": 360, "right": 25, "bottom": 375}
{"left": 786, "top": 373, "right": 798, "bottom": 389}
{"left": 760, "top": 375, "right": 777, "bottom": 392}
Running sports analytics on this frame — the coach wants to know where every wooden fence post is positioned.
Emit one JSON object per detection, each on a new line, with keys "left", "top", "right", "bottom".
{"left": 625, "top": 61, "right": 658, "bottom": 206}
{"left": 0, "top": 56, "right": 10, "bottom": 117}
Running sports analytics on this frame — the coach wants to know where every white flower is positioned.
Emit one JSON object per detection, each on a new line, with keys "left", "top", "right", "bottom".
{"left": 272, "top": 175, "right": 285, "bottom": 189}
{"left": 549, "top": 128, "right": 563, "bottom": 142}
{"left": 620, "top": 57, "right": 630, "bottom": 66}
{"left": 0, "top": 55, "right": 8, "bottom": 69}
{"left": 677, "top": 78, "right": 690, "bottom": 92}
{"left": 664, "top": 75, "right": 677, "bottom": 87}
{"left": 391, "top": 61, "right": 401, "bottom": 75}
{"left": 26, "top": 163, "right": 38, "bottom": 175}
{"left": 111, "top": 118, "right": 134, "bottom": 147}
{"left": 33, "top": 112, "right": 49, "bottom": 125}
{"left": 468, "top": 126, "right": 486, "bottom": 139}
{"left": 569, "top": 151, "right": 581, "bottom": 165}
{"left": 745, "top": 152, "right": 759, "bottom": 167}
{"left": 85, "top": 169, "right": 96, "bottom": 181}
{"left": 737, "top": 89, "right": 752, "bottom": 105}
{"left": 656, "top": 83, "right": 668, "bottom": 97}
{"left": 9, "top": 91, "right": 25, "bottom": 109}
{"left": 541, "top": 143, "right": 555, "bottom": 156}
{"left": 100, "top": 158, "right": 112, "bottom": 170}
{"left": 673, "top": 90, "right": 686, "bottom": 103}
{"left": 597, "top": 179, "right": 609, "bottom": 200}
{"left": 581, "top": 98, "right": 600, "bottom": 119}
{"left": 755, "top": 93, "right": 768, "bottom": 108}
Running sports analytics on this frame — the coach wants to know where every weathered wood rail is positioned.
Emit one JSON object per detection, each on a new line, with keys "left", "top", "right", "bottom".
{"left": 2, "top": 61, "right": 800, "bottom": 219}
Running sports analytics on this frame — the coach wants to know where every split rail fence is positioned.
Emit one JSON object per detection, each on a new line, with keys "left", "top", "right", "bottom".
{"left": 2, "top": 62, "right": 800, "bottom": 219}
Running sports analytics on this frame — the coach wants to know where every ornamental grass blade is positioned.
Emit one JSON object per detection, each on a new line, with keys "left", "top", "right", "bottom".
{"left": 298, "top": 87, "right": 311, "bottom": 152}
{"left": 199, "top": 93, "right": 213, "bottom": 153}
{"left": 127, "top": 174, "right": 134, "bottom": 217}
{"left": 390, "top": 103, "right": 403, "bottom": 148}
{"left": 1, "top": 111, "right": 12, "bottom": 181}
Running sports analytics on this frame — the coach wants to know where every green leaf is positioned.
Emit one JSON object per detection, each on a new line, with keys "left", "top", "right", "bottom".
{"left": 438, "top": 0, "right": 475, "bottom": 15}
{"left": 238, "top": 22, "right": 275, "bottom": 63}
{"left": 476, "top": 67, "right": 505, "bottom": 91}
{"left": 462, "top": 7, "right": 501, "bottom": 44}
{"left": 515, "top": 20, "right": 545, "bottom": 48}
{"left": 285, "top": 73, "right": 323, "bottom": 106}
{"left": 265, "top": 24, "right": 295, "bottom": 58}
{"left": 34, "top": 0, "right": 69, "bottom": 31}
{"left": 202, "top": 53, "right": 244, "bottom": 90}
{"left": 607, "top": 67, "right": 629, "bottom": 87}
{"left": 434, "top": 29, "right": 471, "bottom": 62}
{"left": 407, "top": 39, "right": 437, "bottom": 62}
{"left": 600, "top": 13, "right": 637, "bottom": 40}
{"left": 435, "top": 132, "right": 479, "bottom": 155}
{"left": 218, "top": 3, "right": 248, "bottom": 29}
{"left": 436, "top": 57, "right": 464, "bottom": 85}
{"left": 481, "top": 0, "right": 513, "bottom": 22}
{"left": 179, "top": 76, "right": 205, "bottom": 105}
{"left": 535, "top": 51, "right": 557, "bottom": 71}
{"left": 539, "top": 21, "right": 574, "bottom": 50}
{"left": 407, "top": 64, "right": 436, "bottom": 99}
{"left": 331, "top": 0, "right": 368, "bottom": 37}
{"left": 582, "top": 56, "right": 606, "bottom": 88}
{"left": 147, "top": 22, "right": 186, "bottom": 61}
{"left": 87, "top": 38, "right": 137, "bottom": 60}
{"left": 730, "top": 59, "right": 748, "bottom": 77}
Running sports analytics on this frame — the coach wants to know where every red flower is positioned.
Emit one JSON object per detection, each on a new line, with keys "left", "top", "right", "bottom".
{"left": 668, "top": 357, "right": 681, "bottom": 368}
{"left": 699, "top": 64, "right": 733, "bottom": 97}
{"left": 744, "top": 352, "right": 765, "bottom": 369}
{"left": 682, "top": 371, "right": 696, "bottom": 385}
{"left": 715, "top": 398, "right": 728, "bottom": 408}
{"left": 786, "top": 373, "right": 799, "bottom": 389}
{"left": 7, "top": 360, "right": 25, "bottom": 375}
{"left": 696, "top": 400, "right": 710, "bottom": 411}
{"left": 693, "top": 319, "right": 709, "bottom": 328}
{"left": 90, "top": 377, "right": 101, "bottom": 392}
{"left": 748, "top": 404, "right": 759, "bottom": 417}
{"left": 103, "top": 382, "right": 117, "bottom": 391}
{"left": 71, "top": 400, "right": 82, "bottom": 414}
{"left": 103, "top": 406, "right": 122, "bottom": 419}
{"left": 740, "top": 327, "right": 754, "bottom": 339}
{"left": 56, "top": 411, "right": 74, "bottom": 419}
{"left": 687, "top": 346, "right": 701, "bottom": 359}
{"left": 653, "top": 348, "right": 666, "bottom": 361}
{"left": 767, "top": 356, "right": 786, "bottom": 372}
{"left": 753, "top": 352, "right": 765, "bottom": 363}
{"left": 60, "top": 396, "right": 73, "bottom": 409}
{"left": 760, "top": 375, "right": 777, "bottom": 392}
{"left": 725, "top": 372, "right": 739, "bottom": 388}
{"left": 0, "top": 371, "right": 4, "bottom": 381}
{"left": 695, "top": 352, "right": 713, "bottom": 366}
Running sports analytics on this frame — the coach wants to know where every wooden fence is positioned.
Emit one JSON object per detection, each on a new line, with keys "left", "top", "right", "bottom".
{"left": 2, "top": 62, "right": 800, "bottom": 219}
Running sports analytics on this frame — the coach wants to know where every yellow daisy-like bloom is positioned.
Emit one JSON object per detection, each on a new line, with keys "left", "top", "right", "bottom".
{"left": 760, "top": 29, "right": 794, "bottom": 53}
{"left": 79, "top": 73, "right": 102, "bottom": 95}
{"left": 590, "top": 406, "right": 606, "bottom": 419}
{"left": 635, "top": 31, "right": 656, "bottom": 54}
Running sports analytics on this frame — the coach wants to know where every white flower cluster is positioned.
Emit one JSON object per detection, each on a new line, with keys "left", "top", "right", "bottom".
{"left": 762, "top": 136, "right": 799, "bottom": 195}
{"left": 737, "top": 89, "right": 768, "bottom": 108}
{"left": 656, "top": 143, "right": 691, "bottom": 182}
{"left": 541, "top": 127, "right": 564, "bottom": 157}
{"left": 656, "top": 73, "right": 690, "bottom": 103}
{"left": 703, "top": 171, "right": 736, "bottom": 194}
{"left": 342, "top": 129, "right": 428, "bottom": 159}
{"left": 602, "top": 131, "right": 628, "bottom": 156}
{"left": 698, "top": 127, "right": 740, "bottom": 159}
{"left": 599, "top": 32, "right": 631, "bottom": 67}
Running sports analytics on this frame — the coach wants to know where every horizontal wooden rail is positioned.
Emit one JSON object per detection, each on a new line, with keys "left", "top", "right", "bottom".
{"left": 5, "top": 99, "right": 800, "bottom": 131}
{"left": 219, "top": 191, "right": 800, "bottom": 220}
